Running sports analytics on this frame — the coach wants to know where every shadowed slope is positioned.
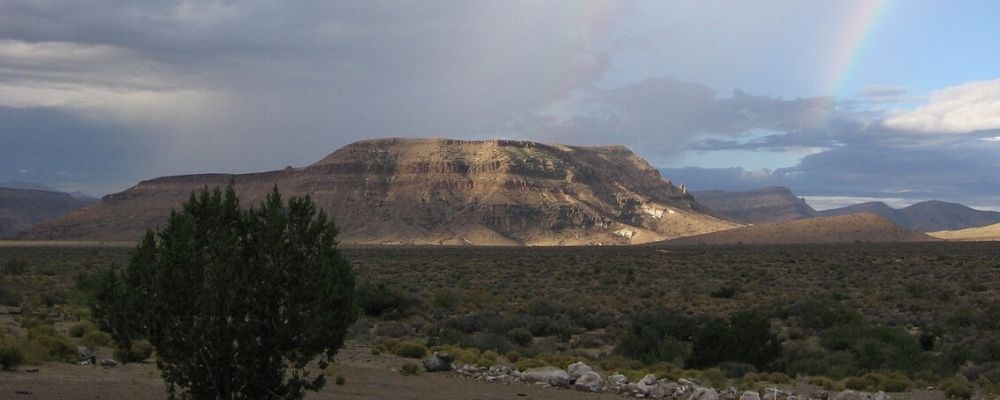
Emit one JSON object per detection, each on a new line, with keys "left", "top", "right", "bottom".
{"left": 0, "top": 188, "right": 93, "bottom": 238}
{"left": 692, "top": 187, "right": 816, "bottom": 223}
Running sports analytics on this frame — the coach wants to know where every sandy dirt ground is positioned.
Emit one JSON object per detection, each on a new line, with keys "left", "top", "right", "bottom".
{"left": 0, "top": 345, "right": 625, "bottom": 400}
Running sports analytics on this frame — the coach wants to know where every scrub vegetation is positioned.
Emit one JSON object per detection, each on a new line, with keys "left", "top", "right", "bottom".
{"left": 2, "top": 241, "right": 999, "bottom": 398}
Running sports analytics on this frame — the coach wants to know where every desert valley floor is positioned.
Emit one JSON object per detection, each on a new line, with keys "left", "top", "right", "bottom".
{"left": 2, "top": 241, "right": 998, "bottom": 399}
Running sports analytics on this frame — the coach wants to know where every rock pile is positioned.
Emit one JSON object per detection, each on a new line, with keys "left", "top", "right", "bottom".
{"left": 423, "top": 357, "right": 891, "bottom": 400}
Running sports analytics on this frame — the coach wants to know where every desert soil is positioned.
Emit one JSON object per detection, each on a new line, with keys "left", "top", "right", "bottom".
{"left": 0, "top": 344, "right": 624, "bottom": 400}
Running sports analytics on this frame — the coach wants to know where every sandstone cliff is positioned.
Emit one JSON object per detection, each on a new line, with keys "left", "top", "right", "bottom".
{"left": 26, "top": 138, "right": 738, "bottom": 245}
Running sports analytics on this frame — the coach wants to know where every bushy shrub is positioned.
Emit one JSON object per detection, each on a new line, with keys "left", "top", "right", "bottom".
{"left": 806, "top": 376, "right": 843, "bottom": 391}
{"left": 793, "top": 298, "right": 861, "bottom": 330}
{"left": 1, "top": 258, "right": 29, "bottom": 276}
{"left": 356, "top": 282, "right": 417, "bottom": 318}
{"left": 393, "top": 341, "right": 427, "bottom": 359}
{"left": 844, "top": 376, "right": 874, "bottom": 391}
{"left": 710, "top": 286, "right": 738, "bottom": 299}
{"left": 820, "top": 322, "right": 926, "bottom": 375}
{"left": 504, "top": 350, "right": 521, "bottom": 363}
{"left": 24, "top": 325, "right": 76, "bottom": 362}
{"left": 688, "top": 312, "right": 781, "bottom": 371}
{"left": 432, "top": 289, "right": 458, "bottom": 310}
{"left": 506, "top": 327, "right": 533, "bottom": 346}
{"left": 80, "top": 330, "right": 113, "bottom": 348}
{"left": 400, "top": 363, "right": 420, "bottom": 375}
{"left": 881, "top": 377, "right": 909, "bottom": 392}
{"left": 939, "top": 377, "right": 974, "bottom": 399}
{"left": 0, "top": 281, "right": 18, "bottom": 306}
{"left": 525, "top": 299, "right": 562, "bottom": 317}
{"left": 617, "top": 309, "right": 695, "bottom": 365}
{"left": 720, "top": 361, "right": 757, "bottom": 378}
{"left": 515, "top": 357, "right": 547, "bottom": 371}
{"left": 68, "top": 320, "right": 97, "bottom": 338}
{"left": 0, "top": 335, "right": 25, "bottom": 370}
{"left": 115, "top": 339, "right": 154, "bottom": 363}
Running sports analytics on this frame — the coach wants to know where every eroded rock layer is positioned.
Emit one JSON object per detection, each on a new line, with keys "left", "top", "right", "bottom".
{"left": 26, "top": 138, "right": 737, "bottom": 245}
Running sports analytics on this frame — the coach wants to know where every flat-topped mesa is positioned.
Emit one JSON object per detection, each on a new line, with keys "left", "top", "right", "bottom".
{"left": 308, "top": 138, "right": 678, "bottom": 195}
{"left": 25, "top": 137, "right": 737, "bottom": 245}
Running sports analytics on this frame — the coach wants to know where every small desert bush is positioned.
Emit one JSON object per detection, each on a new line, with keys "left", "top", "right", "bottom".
{"left": 68, "top": 320, "right": 97, "bottom": 338}
{"left": 356, "top": 282, "right": 418, "bottom": 318}
{"left": 80, "top": 330, "right": 113, "bottom": 348}
{"left": 514, "top": 357, "right": 547, "bottom": 371}
{"left": 719, "top": 361, "right": 757, "bottom": 378}
{"left": 1, "top": 258, "right": 29, "bottom": 276}
{"left": 392, "top": 340, "right": 427, "bottom": 359}
{"left": 806, "top": 376, "right": 843, "bottom": 391}
{"left": 0, "top": 335, "right": 25, "bottom": 370}
{"left": 400, "top": 363, "right": 420, "bottom": 376}
{"left": 23, "top": 325, "right": 76, "bottom": 363}
{"left": 939, "top": 377, "right": 975, "bottom": 399}
{"left": 115, "top": 340, "right": 154, "bottom": 363}
{"left": 428, "top": 344, "right": 480, "bottom": 365}
{"left": 506, "top": 327, "right": 533, "bottom": 346}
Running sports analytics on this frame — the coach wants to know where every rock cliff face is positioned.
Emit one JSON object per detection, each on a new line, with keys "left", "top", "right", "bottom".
{"left": 26, "top": 138, "right": 737, "bottom": 245}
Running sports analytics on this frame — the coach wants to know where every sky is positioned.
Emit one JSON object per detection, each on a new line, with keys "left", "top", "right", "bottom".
{"left": 1, "top": 1, "right": 999, "bottom": 209}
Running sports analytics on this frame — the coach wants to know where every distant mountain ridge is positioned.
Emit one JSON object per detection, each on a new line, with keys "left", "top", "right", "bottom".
{"left": 0, "top": 188, "right": 94, "bottom": 238}
{"left": 816, "top": 200, "right": 1000, "bottom": 232}
{"left": 690, "top": 187, "right": 1000, "bottom": 232}
{"left": 692, "top": 186, "right": 816, "bottom": 223}
{"left": 24, "top": 138, "right": 737, "bottom": 245}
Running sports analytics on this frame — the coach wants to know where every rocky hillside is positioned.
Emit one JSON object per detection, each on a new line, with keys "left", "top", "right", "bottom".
{"left": 659, "top": 213, "right": 935, "bottom": 245}
{"left": 691, "top": 187, "right": 816, "bottom": 224}
{"left": 817, "top": 200, "right": 1000, "bottom": 232}
{"left": 25, "top": 138, "right": 737, "bottom": 245}
{"left": 0, "top": 188, "right": 93, "bottom": 238}
{"left": 929, "top": 222, "right": 1000, "bottom": 241}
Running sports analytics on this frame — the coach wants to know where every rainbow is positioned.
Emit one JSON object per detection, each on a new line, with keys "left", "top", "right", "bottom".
{"left": 807, "top": 0, "right": 895, "bottom": 126}
{"left": 533, "top": 0, "right": 619, "bottom": 124}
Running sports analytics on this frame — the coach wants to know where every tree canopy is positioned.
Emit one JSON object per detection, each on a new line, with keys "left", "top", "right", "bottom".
{"left": 94, "top": 185, "right": 357, "bottom": 400}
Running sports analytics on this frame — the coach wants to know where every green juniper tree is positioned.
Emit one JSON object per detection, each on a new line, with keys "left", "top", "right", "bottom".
{"left": 94, "top": 185, "right": 357, "bottom": 400}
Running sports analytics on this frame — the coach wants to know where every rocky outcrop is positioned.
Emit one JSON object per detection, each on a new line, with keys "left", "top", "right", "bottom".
{"left": 574, "top": 371, "right": 604, "bottom": 392}
{"left": 422, "top": 352, "right": 455, "bottom": 372}
{"left": 26, "top": 138, "right": 737, "bottom": 245}
{"left": 521, "top": 366, "right": 571, "bottom": 387}
{"left": 440, "top": 360, "right": 889, "bottom": 400}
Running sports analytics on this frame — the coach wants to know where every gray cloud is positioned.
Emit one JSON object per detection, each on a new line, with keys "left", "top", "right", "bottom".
{"left": 514, "top": 78, "right": 834, "bottom": 164}
{"left": 664, "top": 134, "right": 1000, "bottom": 207}
{"left": 0, "top": 1, "right": 997, "bottom": 209}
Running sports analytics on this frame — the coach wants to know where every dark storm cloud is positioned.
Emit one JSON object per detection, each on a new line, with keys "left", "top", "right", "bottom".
{"left": 0, "top": 1, "right": 628, "bottom": 186}
{"left": 0, "top": 106, "right": 152, "bottom": 194}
